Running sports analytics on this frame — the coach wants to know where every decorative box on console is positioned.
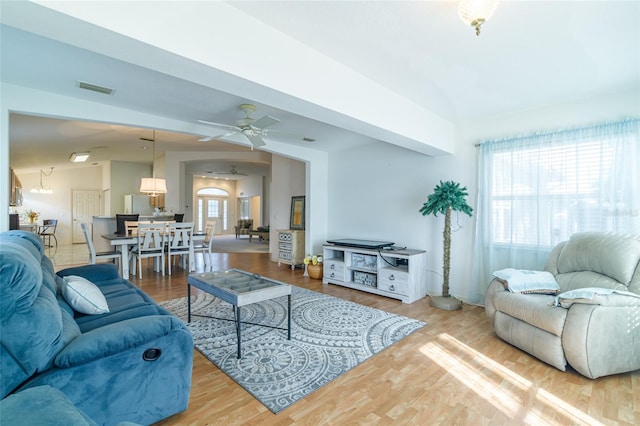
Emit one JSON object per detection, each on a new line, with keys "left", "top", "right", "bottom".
{"left": 351, "top": 253, "right": 377, "bottom": 271}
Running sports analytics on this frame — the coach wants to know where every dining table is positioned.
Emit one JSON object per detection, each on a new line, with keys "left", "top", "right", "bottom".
{"left": 101, "top": 234, "right": 137, "bottom": 279}
{"left": 102, "top": 231, "right": 206, "bottom": 279}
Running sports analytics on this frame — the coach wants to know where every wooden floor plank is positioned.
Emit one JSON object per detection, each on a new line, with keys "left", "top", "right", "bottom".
{"left": 67, "top": 253, "right": 638, "bottom": 425}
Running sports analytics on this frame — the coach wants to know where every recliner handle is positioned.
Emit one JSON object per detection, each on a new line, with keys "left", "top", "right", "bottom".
{"left": 143, "top": 348, "right": 162, "bottom": 361}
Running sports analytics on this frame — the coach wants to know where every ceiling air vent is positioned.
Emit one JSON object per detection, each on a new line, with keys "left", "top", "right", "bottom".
{"left": 77, "top": 81, "right": 114, "bottom": 95}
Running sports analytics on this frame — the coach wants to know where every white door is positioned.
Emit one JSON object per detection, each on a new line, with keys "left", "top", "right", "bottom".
{"left": 72, "top": 189, "right": 102, "bottom": 243}
{"left": 197, "top": 196, "right": 226, "bottom": 234}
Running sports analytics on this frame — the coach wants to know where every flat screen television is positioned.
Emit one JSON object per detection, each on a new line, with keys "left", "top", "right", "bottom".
{"left": 326, "top": 239, "right": 395, "bottom": 249}
{"left": 115, "top": 214, "right": 139, "bottom": 235}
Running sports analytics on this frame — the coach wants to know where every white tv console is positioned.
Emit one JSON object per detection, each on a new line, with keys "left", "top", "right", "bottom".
{"left": 322, "top": 243, "right": 427, "bottom": 304}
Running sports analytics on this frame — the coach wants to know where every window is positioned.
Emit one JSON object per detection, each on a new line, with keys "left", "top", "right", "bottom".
{"left": 482, "top": 120, "right": 639, "bottom": 249}
{"left": 490, "top": 140, "right": 620, "bottom": 247}
{"left": 238, "top": 197, "right": 249, "bottom": 220}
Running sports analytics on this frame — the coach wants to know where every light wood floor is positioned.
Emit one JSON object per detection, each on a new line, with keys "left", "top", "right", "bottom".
{"left": 79, "top": 253, "right": 640, "bottom": 425}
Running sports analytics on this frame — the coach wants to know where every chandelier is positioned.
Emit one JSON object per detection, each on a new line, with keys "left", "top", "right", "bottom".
{"left": 31, "top": 167, "right": 54, "bottom": 194}
{"left": 139, "top": 130, "right": 167, "bottom": 197}
{"left": 458, "top": 0, "right": 500, "bottom": 36}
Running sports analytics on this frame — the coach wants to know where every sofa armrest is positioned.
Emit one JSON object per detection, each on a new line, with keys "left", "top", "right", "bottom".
{"left": 563, "top": 304, "right": 640, "bottom": 378}
{"left": 0, "top": 386, "right": 97, "bottom": 426}
{"left": 57, "top": 264, "right": 120, "bottom": 283}
{"left": 55, "top": 315, "right": 186, "bottom": 368}
{"left": 484, "top": 278, "right": 506, "bottom": 324}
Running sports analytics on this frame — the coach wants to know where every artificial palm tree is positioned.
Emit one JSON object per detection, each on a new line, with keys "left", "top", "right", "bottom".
{"left": 420, "top": 181, "right": 473, "bottom": 310}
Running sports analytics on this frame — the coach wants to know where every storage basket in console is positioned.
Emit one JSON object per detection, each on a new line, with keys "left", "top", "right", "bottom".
{"left": 353, "top": 270, "right": 377, "bottom": 287}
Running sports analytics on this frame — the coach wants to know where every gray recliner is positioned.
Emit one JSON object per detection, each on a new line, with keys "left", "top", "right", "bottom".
{"left": 485, "top": 232, "right": 640, "bottom": 379}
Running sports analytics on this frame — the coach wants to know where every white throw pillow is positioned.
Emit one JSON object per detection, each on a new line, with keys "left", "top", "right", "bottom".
{"left": 62, "top": 275, "right": 109, "bottom": 315}
{"left": 493, "top": 268, "right": 560, "bottom": 294}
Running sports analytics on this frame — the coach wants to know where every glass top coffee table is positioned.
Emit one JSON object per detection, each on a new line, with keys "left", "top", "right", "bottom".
{"left": 187, "top": 269, "right": 292, "bottom": 358}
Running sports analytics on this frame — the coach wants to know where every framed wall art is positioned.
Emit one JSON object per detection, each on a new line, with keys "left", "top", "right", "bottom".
{"left": 290, "top": 196, "right": 305, "bottom": 230}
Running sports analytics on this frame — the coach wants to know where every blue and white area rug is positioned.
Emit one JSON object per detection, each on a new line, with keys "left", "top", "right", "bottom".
{"left": 161, "top": 287, "right": 426, "bottom": 413}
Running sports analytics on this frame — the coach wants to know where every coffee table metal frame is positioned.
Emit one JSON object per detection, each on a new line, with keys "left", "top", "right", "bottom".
{"left": 187, "top": 269, "right": 292, "bottom": 358}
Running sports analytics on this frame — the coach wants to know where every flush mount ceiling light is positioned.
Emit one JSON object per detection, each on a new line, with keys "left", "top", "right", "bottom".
{"left": 139, "top": 130, "right": 167, "bottom": 197}
{"left": 458, "top": 0, "right": 500, "bottom": 36}
{"left": 70, "top": 152, "right": 90, "bottom": 162}
{"left": 31, "top": 167, "right": 54, "bottom": 194}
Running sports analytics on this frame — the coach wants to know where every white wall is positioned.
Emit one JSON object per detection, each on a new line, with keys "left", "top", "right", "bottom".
{"left": 328, "top": 88, "right": 639, "bottom": 303}
{"left": 109, "top": 160, "right": 150, "bottom": 215}
{"left": 13, "top": 166, "right": 102, "bottom": 245}
{"left": 269, "top": 155, "right": 306, "bottom": 261}
{"left": 236, "top": 176, "right": 263, "bottom": 198}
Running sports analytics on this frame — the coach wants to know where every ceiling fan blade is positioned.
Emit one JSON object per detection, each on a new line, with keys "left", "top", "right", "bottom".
{"left": 246, "top": 134, "right": 266, "bottom": 147}
{"left": 197, "top": 119, "right": 241, "bottom": 132}
{"left": 251, "top": 115, "right": 280, "bottom": 129}
{"left": 198, "top": 131, "right": 238, "bottom": 142}
{"left": 263, "top": 129, "right": 316, "bottom": 142}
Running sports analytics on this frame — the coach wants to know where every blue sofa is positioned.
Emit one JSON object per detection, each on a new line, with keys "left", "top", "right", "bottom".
{"left": 0, "top": 230, "right": 193, "bottom": 425}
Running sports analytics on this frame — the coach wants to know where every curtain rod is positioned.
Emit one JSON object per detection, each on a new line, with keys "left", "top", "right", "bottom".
{"left": 474, "top": 117, "right": 638, "bottom": 148}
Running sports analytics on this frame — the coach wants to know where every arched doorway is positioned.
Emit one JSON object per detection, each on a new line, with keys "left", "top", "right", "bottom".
{"left": 196, "top": 187, "right": 229, "bottom": 233}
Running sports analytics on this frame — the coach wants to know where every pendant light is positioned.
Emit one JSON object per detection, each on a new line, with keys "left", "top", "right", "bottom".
{"left": 31, "top": 167, "right": 54, "bottom": 194}
{"left": 139, "top": 130, "right": 167, "bottom": 197}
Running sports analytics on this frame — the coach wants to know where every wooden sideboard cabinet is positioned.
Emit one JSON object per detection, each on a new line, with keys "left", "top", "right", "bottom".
{"left": 323, "top": 243, "right": 427, "bottom": 303}
{"left": 277, "top": 229, "right": 305, "bottom": 269}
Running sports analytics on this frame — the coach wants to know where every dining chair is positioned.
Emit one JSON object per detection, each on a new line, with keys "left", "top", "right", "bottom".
{"left": 193, "top": 221, "right": 216, "bottom": 271}
{"left": 130, "top": 223, "right": 166, "bottom": 279}
{"left": 166, "top": 222, "right": 194, "bottom": 275}
{"left": 115, "top": 214, "right": 139, "bottom": 235}
{"left": 124, "top": 220, "right": 139, "bottom": 236}
{"left": 80, "top": 223, "right": 121, "bottom": 266}
{"left": 38, "top": 219, "right": 58, "bottom": 248}
{"left": 152, "top": 220, "right": 175, "bottom": 227}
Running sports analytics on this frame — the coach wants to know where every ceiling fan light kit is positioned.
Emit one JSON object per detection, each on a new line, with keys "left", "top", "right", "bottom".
{"left": 458, "top": 0, "right": 500, "bottom": 36}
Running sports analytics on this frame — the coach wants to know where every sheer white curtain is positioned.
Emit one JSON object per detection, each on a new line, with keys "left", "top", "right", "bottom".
{"left": 470, "top": 118, "right": 640, "bottom": 305}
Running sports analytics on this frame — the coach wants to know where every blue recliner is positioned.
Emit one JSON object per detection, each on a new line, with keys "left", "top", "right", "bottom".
{"left": 0, "top": 230, "right": 193, "bottom": 425}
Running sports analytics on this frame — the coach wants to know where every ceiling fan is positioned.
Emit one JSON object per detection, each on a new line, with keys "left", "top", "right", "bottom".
{"left": 215, "top": 166, "right": 248, "bottom": 177}
{"left": 198, "top": 104, "right": 315, "bottom": 148}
